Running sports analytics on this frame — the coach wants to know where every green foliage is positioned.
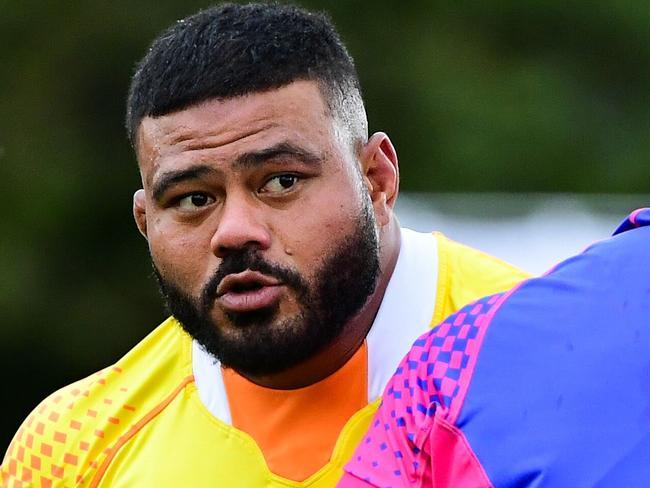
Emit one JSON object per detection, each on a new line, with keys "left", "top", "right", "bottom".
{"left": 2, "top": 0, "right": 649, "bottom": 451}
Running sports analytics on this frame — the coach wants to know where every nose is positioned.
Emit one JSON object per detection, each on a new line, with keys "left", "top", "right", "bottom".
{"left": 210, "top": 195, "right": 272, "bottom": 258}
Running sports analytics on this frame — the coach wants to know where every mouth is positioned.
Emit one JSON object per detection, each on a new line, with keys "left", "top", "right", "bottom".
{"left": 216, "top": 270, "right": 284, "bottom": 313}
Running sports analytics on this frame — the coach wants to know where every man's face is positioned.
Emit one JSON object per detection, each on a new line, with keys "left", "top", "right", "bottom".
{"left": 134, "top": 81, "right": 381, "bottom": 377}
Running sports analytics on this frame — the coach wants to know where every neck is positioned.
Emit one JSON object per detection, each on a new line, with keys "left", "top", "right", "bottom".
{"left": 241, "top": 220, "right": 402, "bottom": 390}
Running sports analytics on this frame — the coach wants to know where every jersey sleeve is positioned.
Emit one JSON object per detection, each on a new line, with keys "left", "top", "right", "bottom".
{"left": 0, "top": 369, "right": 118, "bottom": 488}
{"left": 0, "top": 320, "right": 191, "bottom": 488}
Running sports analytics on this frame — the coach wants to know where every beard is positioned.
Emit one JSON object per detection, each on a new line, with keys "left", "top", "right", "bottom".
{"left": 153, "top": 201, "right": 381, "bottom": 379}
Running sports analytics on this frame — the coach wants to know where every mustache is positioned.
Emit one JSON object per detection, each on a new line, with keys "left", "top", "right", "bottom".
{"left": 201, "top": 248, "right": 307, "bottom": 306}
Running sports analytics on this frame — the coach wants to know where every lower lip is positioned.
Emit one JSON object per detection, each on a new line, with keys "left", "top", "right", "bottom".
{"left": 217, "top": 285, "right": 284, "bottom": 313}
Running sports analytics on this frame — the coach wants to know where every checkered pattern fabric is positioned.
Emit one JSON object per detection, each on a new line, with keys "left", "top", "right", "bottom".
{"left": 344, "top": 293, "right": 503, "bottom": 487}
{"left": 0, "top": 366, "right": 136, "bottom": 488}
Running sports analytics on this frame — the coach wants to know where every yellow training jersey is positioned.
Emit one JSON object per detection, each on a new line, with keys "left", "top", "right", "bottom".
{"left": 1, "top": 232, "right": 528, "bottom": 488}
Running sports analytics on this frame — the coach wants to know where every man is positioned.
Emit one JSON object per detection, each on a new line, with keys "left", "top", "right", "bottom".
{"left": 0, "top": 4, "right": 527, "bottom": 487}
{"left": 340, "top": 208, "right": 650, "bottom": 487}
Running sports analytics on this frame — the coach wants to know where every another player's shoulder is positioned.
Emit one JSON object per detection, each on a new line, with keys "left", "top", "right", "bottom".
{"left": 1, "top": 318, "right": 191, "bottom": 487}
{"left": 343, "top": 293, "right": 505, "bottom": 487}
{"left": 395, "top": 292, "right": 504, "bottom": 415}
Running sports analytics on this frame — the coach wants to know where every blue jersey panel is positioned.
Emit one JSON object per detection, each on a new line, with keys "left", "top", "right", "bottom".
{"left": 457, "top": 224, "right": 650, "bottom": 487}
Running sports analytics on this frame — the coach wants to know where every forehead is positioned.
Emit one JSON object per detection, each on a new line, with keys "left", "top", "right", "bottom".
{"left": 135, "top": 80, "right": 340, "bottom": 177}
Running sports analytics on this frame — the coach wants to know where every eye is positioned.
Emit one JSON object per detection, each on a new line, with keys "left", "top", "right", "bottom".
{"left": 260, "top": 174, "right": 299, "bottom": 194}
{"left": 177, "top": 192, "right": 215, "bottom": 210}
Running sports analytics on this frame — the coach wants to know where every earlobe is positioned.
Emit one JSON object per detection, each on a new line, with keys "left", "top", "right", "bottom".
{"left": 133, "top": 189, "right": 149, "bottom": 239}
{"left": 360, "top": 132, "right": 399, "bottom": 226}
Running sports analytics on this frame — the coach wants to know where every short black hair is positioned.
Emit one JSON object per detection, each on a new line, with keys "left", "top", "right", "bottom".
{"left": 126, "top": 2, "right": 367, "bottom": 149}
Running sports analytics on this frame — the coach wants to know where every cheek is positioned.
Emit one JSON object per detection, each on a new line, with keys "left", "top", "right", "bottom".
{"left": 275, "top": 188, "right": 362, "bottom": 269}
{"left": 147, "top": 223, "right": 214, "bottom": 290}
{"left": 317, "top": 182, "right": 367, "bottom": 236}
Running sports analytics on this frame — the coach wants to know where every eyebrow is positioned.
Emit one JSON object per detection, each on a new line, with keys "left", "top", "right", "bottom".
{"left": 233, "top": 142, "right": 323, "bottom": 170}
{"left": 151, "top": 165, "right": 217, "bottom": 202}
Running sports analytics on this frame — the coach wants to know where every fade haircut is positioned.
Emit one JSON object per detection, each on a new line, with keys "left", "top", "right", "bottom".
{"left": 126, "top": 2, "right": 368, "bottom": 151}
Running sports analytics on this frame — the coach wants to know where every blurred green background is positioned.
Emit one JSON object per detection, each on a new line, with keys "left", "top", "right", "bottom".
{"left": 2, "top": 0, "right": 649, "bottom": 451}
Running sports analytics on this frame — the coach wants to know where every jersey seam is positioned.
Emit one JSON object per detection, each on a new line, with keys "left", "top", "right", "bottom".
{"left": 89, "top": 375, "right": 194, "bottom": 488}
{"left": 435, "top": 416, "right": 493, "bottom": 487}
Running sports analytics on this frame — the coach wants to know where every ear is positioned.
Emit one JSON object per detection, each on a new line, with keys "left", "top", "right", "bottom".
{"left": 359, "top": 132, "right": 399, "bottom": 227}
{"left": 133, "top": 189, "right": 149, "bottom": 239}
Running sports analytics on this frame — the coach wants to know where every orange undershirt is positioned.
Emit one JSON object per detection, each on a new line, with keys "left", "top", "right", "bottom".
{"left": 222, "top": 341, "right": 368, "bottom": 481}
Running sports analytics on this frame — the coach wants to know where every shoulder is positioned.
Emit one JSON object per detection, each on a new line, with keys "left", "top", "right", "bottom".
{"left": 1, "top": 318, "right": 192, "bottom": 487}
{"left": 434, "top": 231, "right": 529, "bottom": 284}
{"left": 432, "top": 232, "right": 529, "bottom": 324}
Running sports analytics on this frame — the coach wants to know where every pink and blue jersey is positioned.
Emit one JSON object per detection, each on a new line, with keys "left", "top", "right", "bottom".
{"left": 340, "top": 208, "right": 650, "bottom": 488}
